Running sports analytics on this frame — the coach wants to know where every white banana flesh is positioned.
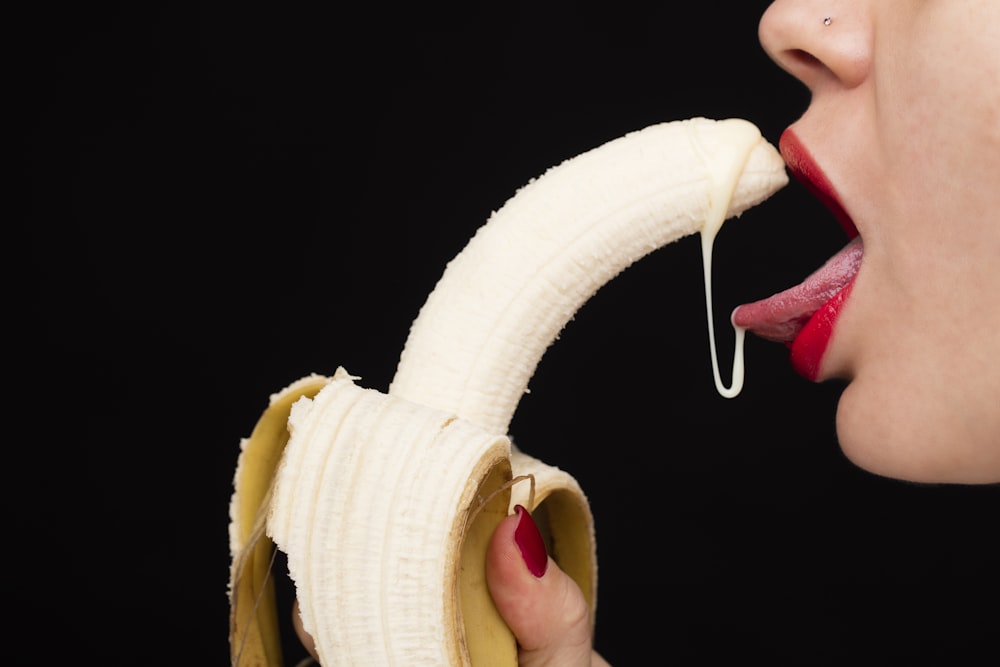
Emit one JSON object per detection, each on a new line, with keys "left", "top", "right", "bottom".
{"left": 389, "top": 117, "right": 789, "bottom": 432}
{"left": 228, "top": 117, "right": 787, "bottom": 666}
{"left": 269, "top": 369, "right": 514, "bottom": 666}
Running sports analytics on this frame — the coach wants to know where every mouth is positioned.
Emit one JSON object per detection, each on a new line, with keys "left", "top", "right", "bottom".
{"left": 731, "top": 128, "right": 862, "bottom": 381}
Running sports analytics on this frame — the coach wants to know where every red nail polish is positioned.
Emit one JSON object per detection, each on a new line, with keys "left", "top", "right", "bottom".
{"left": 513, "top": 505, "right": 548, "bottom": 577}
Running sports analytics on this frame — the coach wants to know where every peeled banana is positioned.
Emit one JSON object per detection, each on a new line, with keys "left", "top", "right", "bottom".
{"left": 228, "top": 117, "right": 788, "bottom": 666}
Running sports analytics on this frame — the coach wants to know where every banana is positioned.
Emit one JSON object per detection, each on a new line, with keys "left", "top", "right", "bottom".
{"left": 228, "top": 117, "right": 787, "bottom": 666}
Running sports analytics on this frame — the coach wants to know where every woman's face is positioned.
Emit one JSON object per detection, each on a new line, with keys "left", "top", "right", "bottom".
{"left": 755, "top": 0, "right": 1000, "bottom": 482}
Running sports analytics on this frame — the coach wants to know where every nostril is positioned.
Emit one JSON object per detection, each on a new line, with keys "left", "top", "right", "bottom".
{"left": 774, "top": 48, "right": 835, "bottom": 88}
{"left": 787, "top": 48, "right": 822, "bottom": 70}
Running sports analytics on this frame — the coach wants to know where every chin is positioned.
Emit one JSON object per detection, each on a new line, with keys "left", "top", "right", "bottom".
{"left": 835, "top": 384, "right": 1000, "bottom": 485}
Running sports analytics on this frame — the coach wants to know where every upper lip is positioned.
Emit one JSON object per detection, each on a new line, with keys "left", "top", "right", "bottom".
{"left": 779, "top": 128, "right": 859, "bottom": 239}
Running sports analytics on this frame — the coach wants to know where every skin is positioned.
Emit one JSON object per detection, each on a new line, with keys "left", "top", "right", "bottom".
{"left": 297, "top": 2, "right": 1000, "bottom": 663}
{"left": 483, "top": 1, "right": 1000, "bottom": 665}
{"left": 294, "top": 513, "right": 608, "bottom": 666}
{"left": 760, "top": 0, "right": 1000, "bottom": 484}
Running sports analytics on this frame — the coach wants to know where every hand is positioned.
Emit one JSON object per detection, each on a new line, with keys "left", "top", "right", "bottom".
{"left": 487, "top": 505, "right": 611, "bottom": 667}
{"left": 292, "top": 504, "right": 611, "bottom": 666}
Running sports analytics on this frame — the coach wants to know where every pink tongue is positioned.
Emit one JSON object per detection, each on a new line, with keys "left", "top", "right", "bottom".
{"left": 732, "top": 236, "right": 863, "bottom": 343}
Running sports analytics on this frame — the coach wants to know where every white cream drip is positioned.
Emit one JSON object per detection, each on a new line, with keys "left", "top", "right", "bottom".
{"left": 693, "top": 119, "right": 757, "bottom": 398}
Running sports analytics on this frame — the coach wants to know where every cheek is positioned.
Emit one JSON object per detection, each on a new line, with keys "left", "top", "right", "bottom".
{"left": 876, "top": 7, "right": 1000, "bottom": 186}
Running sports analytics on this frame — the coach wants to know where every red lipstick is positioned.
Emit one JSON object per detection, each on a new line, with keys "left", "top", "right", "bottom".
{"left": 780, "top": 130, "right": 858, "bottom": 240}
{"left": 731, "top": 128, "right": 861, "bottom": 381}
{"left": 788, "top": 278, "right": 855, "bottom": 381}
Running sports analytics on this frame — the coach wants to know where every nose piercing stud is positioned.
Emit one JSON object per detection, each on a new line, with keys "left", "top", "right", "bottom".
{"left": 823, "top": 16, "right": 832, "bottom": 26}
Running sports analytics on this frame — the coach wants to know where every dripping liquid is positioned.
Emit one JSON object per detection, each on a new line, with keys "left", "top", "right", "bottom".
{"left": 701, "top": 229, "right": 746, "bottom": 398}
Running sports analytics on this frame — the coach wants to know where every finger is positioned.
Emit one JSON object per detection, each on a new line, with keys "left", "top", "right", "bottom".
{"left": 292, "top": 597, "right": 319, "bottom": 663}
{"left": 487, "top": 505, "right": 607, "bottom": 667}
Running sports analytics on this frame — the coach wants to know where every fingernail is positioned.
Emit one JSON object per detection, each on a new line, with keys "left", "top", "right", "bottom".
{"left": 513, "top": 504, "right": 548, "bottom": 577}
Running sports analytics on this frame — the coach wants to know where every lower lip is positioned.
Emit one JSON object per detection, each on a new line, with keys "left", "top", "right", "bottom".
{"left": 789, "top": 278, "right": 855, "bottom": 381}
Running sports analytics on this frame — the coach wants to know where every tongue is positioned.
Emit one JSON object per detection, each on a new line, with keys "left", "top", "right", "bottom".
{"left": 732, "top": 236, "right": 863, "bottom": 343}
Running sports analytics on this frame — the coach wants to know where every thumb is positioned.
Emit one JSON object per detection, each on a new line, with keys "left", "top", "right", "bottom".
{"left": 487, "top": 505, "right": 611, "bottom": 667}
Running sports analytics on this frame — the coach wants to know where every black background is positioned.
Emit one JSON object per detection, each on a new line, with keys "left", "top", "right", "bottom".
{"left": 21, "top": 1, "right": 998, "bottom": 665}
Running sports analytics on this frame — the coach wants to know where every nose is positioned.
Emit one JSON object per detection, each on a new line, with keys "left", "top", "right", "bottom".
{"left": 758, "top": 0, "right": 871, "bottom": 91}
